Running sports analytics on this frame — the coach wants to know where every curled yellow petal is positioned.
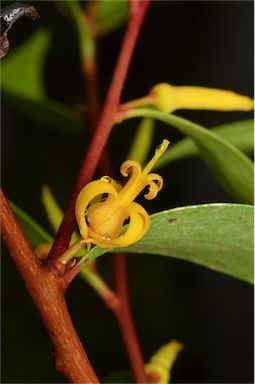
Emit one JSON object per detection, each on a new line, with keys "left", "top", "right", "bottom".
{"left": 141, "top": 173, "right": 163, "bottom": 200}
{"left": 119, "top": 160, "right": 142, "bottom": 203}
{"left": 75, "top": 140, "right": 169, "bottom": 249}
{"left": 151, "top": 82, "right": 254, "bottom": 113}
{"left": 75, "top": 178, "right": 119, "bottom": 239}
{"left": 120, "top": 160, "right": 142, "bottom": 179}
{"left": 145, "top": 340, "right": 183, "bottom": 384}
{"left": 119, "top": 140, "right": 169, "bottom": 206}
{"left": 88, "top": 202, "right": 149, "bottom": 248}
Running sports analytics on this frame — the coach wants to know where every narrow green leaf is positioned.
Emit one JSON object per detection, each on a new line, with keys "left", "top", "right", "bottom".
{"left": 1, "top": 29, "right": 50, "bottom": 99}
{"left": 119, "top": 109, "right": 254, "bottom": 203}
{"left": 127, "top": 117, "right": 154, "bottom": 163}
{"left": 40, "top": 185, "right": 80, "bottom": 247}
{"left": 157, "top": 119, "right": 254, "bottom": 165}
{"left": 62, "top": 0, "right": 95, "bottom": 61}
{"left": 123, "top": 204, "right": 254, "bottom": 284}
{"left": 2, "top": 93, "right": 84, "bottom": 135}
{"left": 41, "top": 186, "right": 63, "bottom": 234}
{"left": 89, "top": 0, "right": 129, "bottom": 36}
{"left": 9, "top": 202, "right": 53, "bottom": 248}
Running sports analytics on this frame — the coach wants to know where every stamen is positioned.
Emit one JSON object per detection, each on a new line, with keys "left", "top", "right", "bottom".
{"left": 142, "top": 139, "right": 170, "bottom": 176}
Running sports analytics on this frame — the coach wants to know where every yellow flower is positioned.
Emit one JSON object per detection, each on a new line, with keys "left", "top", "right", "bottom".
{"left": 75, "top": 139, "right": 169, "bottom": 248}
{"left": 145, "top": 340, "right": 183, "bottom": 384}
{"left": 150, "top": 83, "right": 254, "bottom": 113}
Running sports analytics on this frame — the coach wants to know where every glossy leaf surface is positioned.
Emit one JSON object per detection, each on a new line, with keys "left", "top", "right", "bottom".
{"left": 88, "top": 204, "right": 254, "bottom": 284}
{"left": 157, "top": 119, "right": 254, "bottom": 166}
{"left": 10, "top": 202, "right": 253, "bottom": 284}
{"left": 120, "top": 109, "right": 254, "bottom": 203}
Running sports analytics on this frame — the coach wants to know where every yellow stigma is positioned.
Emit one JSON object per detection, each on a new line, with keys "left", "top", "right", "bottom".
{"left": 151, "top": 83, "right": 254, "bottom": 113}
{"left": 75, "top": 139, "right": 170, "bottom": 248}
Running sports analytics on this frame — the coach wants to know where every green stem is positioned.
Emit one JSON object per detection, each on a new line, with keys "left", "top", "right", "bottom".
{"left": 64, "top": 0, "right": 95, "bottom": 63}
{"left": 79, "top": 266, "right": 119, "bottom": 308}
{"left": 119, "top": 94, "right": 154, "bottom": 111}
{"left": 58, "top": 238, "right": 86, "bottom": 265}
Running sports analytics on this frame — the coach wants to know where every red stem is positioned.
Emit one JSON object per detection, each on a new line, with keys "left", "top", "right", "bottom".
{"left": 49, "top": 1, "right": 150, "bottom": 258}
{"left": 83, "top": 58, "right": 113, "bottom": 176}
{"left": 77, "top": 3, "right": 150, "bottom": 381}
{"left": 82, "top": 11, "right": 148, "bottom": 381}
{"left": 0, "top": 190, "right": 99, "bottom": 383}
{"left": 51, "top": 2, "right": 151, "bottom": 381}
{"left": 83, "top": 60, "right": 100, "bottom": 130}
{"left": 112, "top": 253, "right": 147, "bottom": 383}
{"left": 81, "top": 29, "right": 147, "bottom": 384}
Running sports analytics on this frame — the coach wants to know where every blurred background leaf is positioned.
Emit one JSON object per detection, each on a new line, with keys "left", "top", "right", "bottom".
{"left": 1, "top": 28, "right": 49, "bottom": 99}
{"left": 157, "top": 119, "right": 254, "bottom": 165}
{"left": 59, "top": 0, "right": 95, "bottom": 62}
{"left": 10, "top": 201, "right": 52, "bottom": 247}
{"left": 85, "top": 0, "right": 129, "bottom": 37}
{"left": 103, "top": 370, "right": 134, "bottom": 383}
{"left": 3, "top": 95, "right": 84, "bottom": 135}
{"left": 126, "top": 117, "right": 154, "bottom": 163}
{"left": 1, "top": 28, "right": 84, "bottom": 134}
{"left": 122, "top": 109, "right": 254, "bottom": 203}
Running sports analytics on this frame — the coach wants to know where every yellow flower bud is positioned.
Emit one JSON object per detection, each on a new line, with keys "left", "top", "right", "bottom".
{"left": 145, "top": 339, "right": 183, "bottom": 384}
{"left": 151, "top": 82, "right": 254, "bottom": 113}
{"left": 34, "top": 243, "right": 51, "bottom": 259}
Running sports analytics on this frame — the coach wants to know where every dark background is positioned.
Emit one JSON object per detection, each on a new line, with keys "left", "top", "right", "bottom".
{"left": 1, "top": 1, "right": 254, "bottom": 383}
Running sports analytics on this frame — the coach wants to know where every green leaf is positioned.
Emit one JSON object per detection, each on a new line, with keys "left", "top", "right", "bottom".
{"left": 123, "top": 204, "right": 254, "bottom": 284}
{"left": 2, "top": 93, "right": 84, "bottom": 135}
{"left": 41, "top": 186, "right": 63, "bottom": 234}
{"left": 104, "top": 370, "right": 134, "bottom": 383}
{"left": 85, "top": 204, "right": 254, "bottom": 284}
{"left": 1, "top": 27, "right": 84, "bottom": 135}
{"left": 9, "top": 202, "right": 254, "bottom": 284}
{"left": 1, "top": 29, "right": 50, "bottom": 99}
{"left": 89, "top": 0, "right": 129, "bottom": 36}
{"left": 9, "top": 202, "right": 53, "bottom": 248}
{"left": 41, "top": 185, "right": 80, "bottom": 249}
{"left": 127, "top": 117, "right": 154, "bottom": 163}
{"left": 61, "top": 0, "right": 95, "bottom": 61}
{"left": 157, "top": 119, "right": 254, "bottom": 165}
{"left": 119, "top": 109, "right": 254, "bottom": 203}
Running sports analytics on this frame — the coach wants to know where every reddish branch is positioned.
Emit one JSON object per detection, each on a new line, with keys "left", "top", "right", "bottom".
{"left": 0, "top": 191, "right": 99, "bottom": 384}
{"left": 50, "top": 1, "right": 151, "bottom": 258}
{"left": 81, "top": 3, "right": 150, "bottom": 382}
{"left": 1, "top": 2, "right": 151, "bottom": 383}
{"left": 82, "top": 48, "right": 113, "bottom": 176}
{"left": 83, "top": 58, "right": 100, "bottom": 130}
{"left": 112, "top": 252, "right": 146, "bottom": 382}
